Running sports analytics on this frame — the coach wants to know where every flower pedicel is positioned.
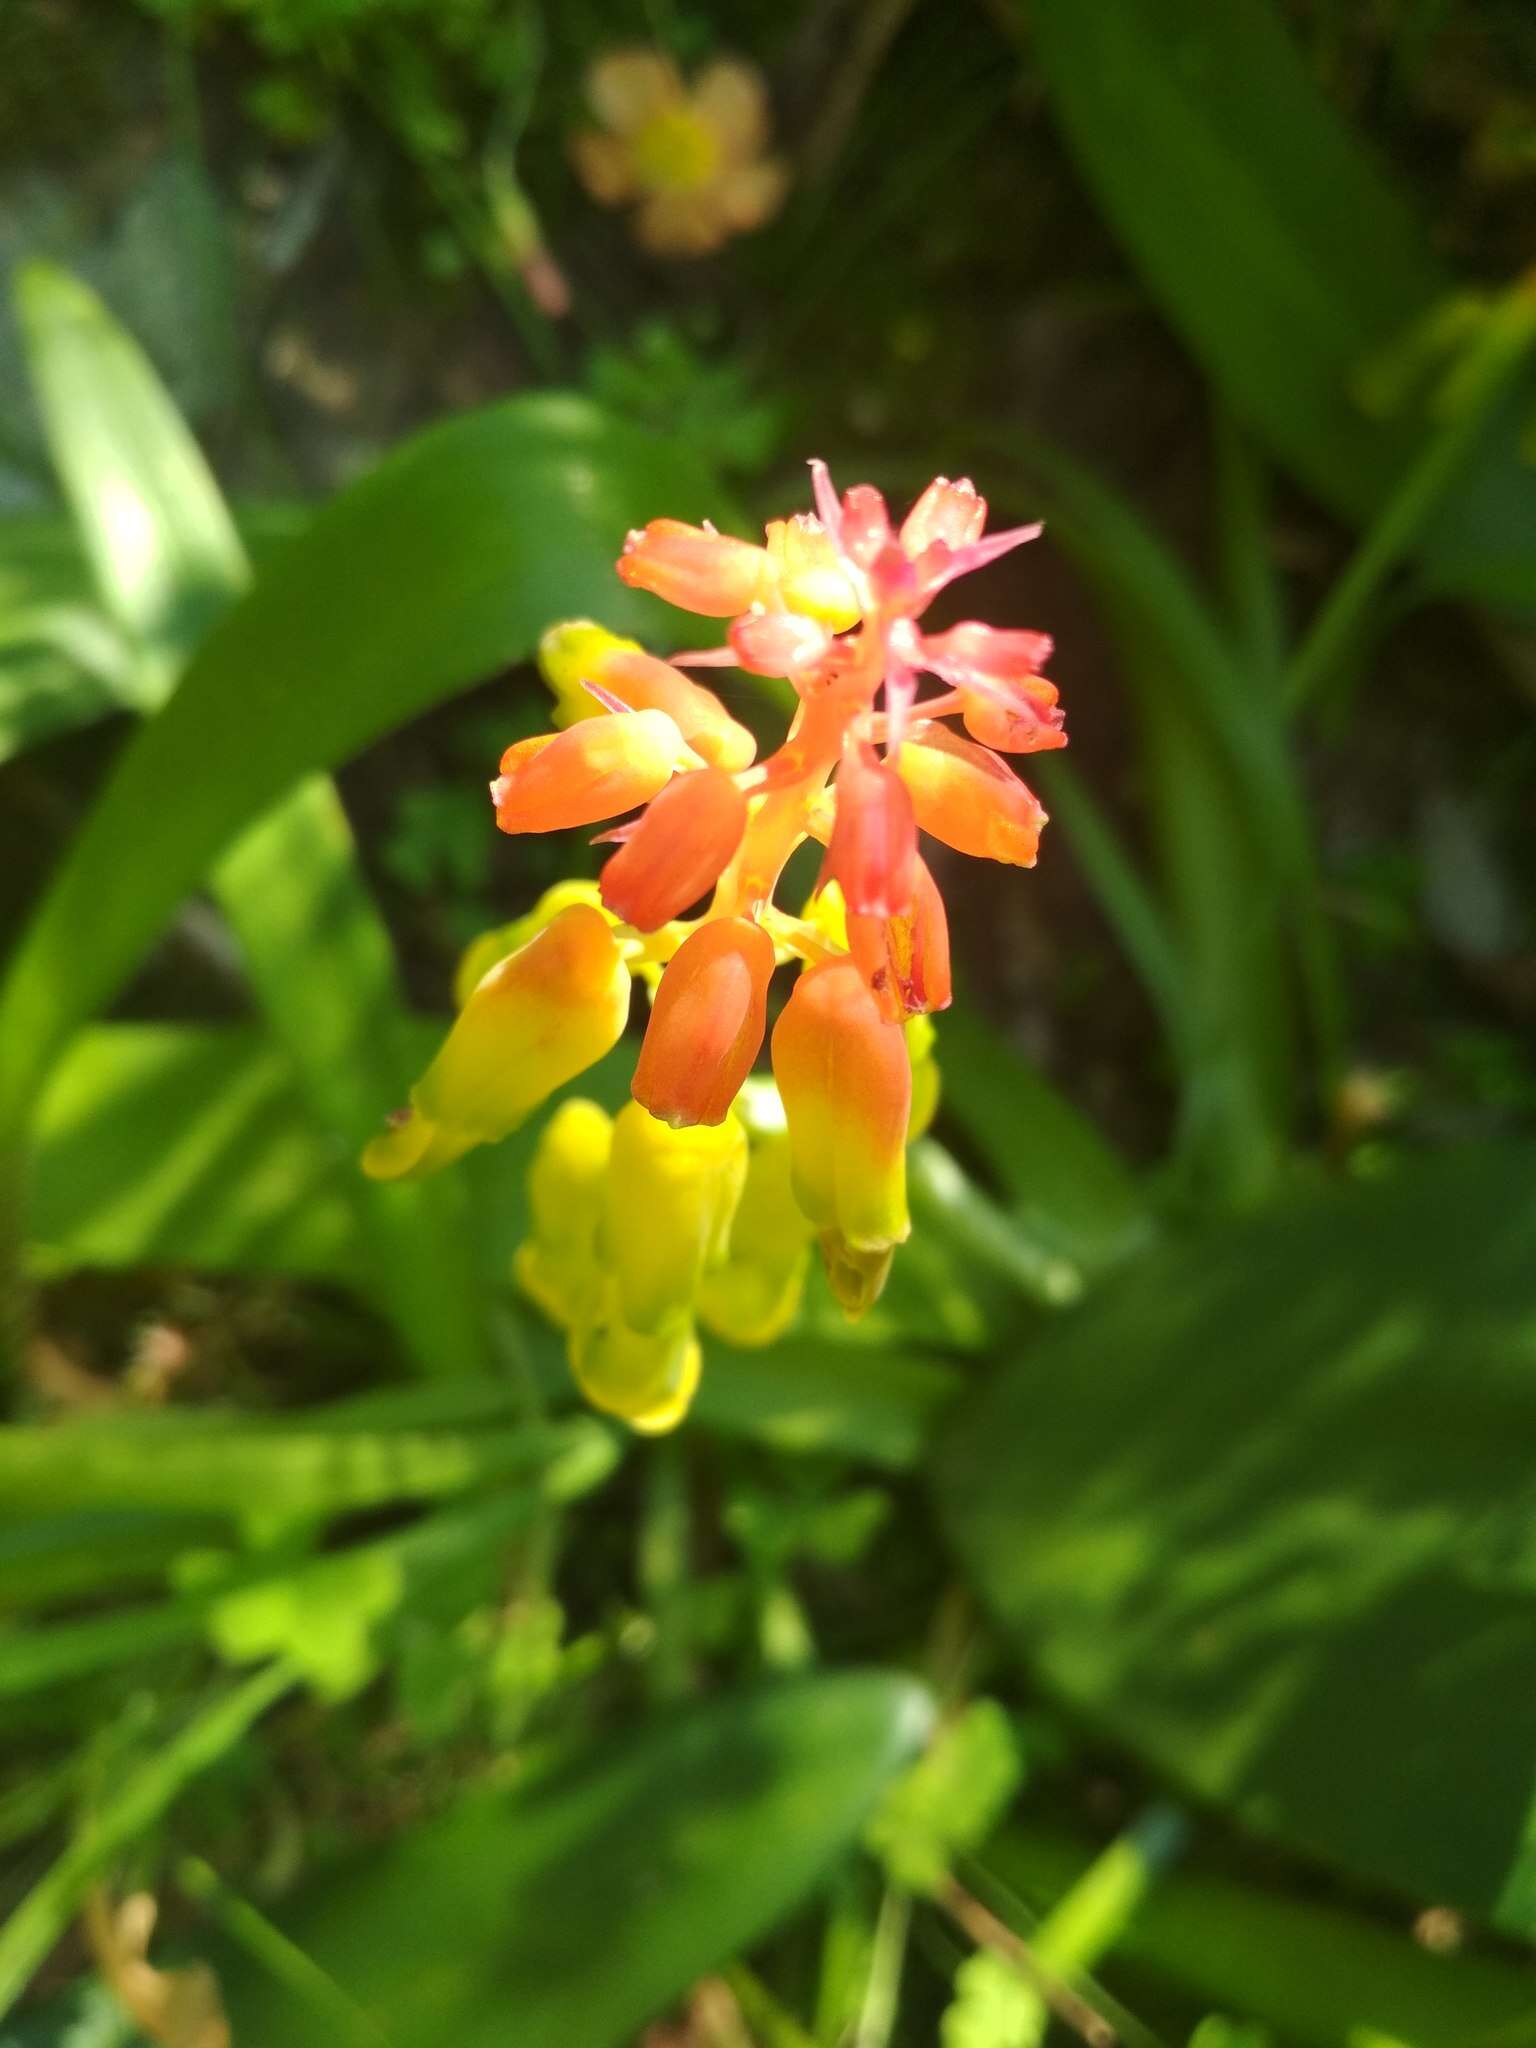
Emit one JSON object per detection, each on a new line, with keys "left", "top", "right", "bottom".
{"left": 363, "top": 463, "right": 1065, "bottom": 1429}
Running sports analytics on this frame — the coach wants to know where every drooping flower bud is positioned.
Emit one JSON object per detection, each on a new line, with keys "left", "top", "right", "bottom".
{"left": 825, "top": 741, "right": 917, "bottom": 919}
{"left": 846, "top": 851, "right": 951, "bottom": 1019}
{"left": 602, "top": 1101, "right": 747, "bottom": 1335}
{"left": 771, "top": 959, "right": 911, "bottom": 1313}
{"left": 633, "top": 915, "right": 775, "bottom": 1127}
{"left": 618, "top": 519, "right": 773, "bottom": 615}
{"left": 362, "top": 904, "right": 631, "bottom": 1180}
{"left": 696, "top": 1126, "right": 815, "bottom": 1347}
{"left": 538, "top": 621, "right": 755, "bottom": 773}
{"left": 600, "top": 766, "right": 747, "bottom": 930}
{"left": 512, "top": 1097, "right": 613, "bottom": 1326}
{"left": 493, "top": 710, "right": 695, "bottom": 834}
{"left": 894, "top": 721, "right": 1047, "bottom": 866}
{"left": 570, "top": 1311, "right": 702, "bottom": 1435}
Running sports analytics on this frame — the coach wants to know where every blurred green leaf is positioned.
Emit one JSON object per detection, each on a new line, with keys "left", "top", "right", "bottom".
{"left": 0, "top": 381, "right": 725, "bottom": 1131}
{"left": 934, "top": 1144, "right": 1536, "bottom": 1929}
{"left": 995, "top": 1823, "right": 1536, "bottom": 2045}
{"left": 942, "top": 1950, "right": 1037, "bottom": 2048}
{"left": 0, "top": 1410, "right": 613, "bottom": 1526}
{"left": 7, "top": 268, "right": 731, "bottom": 1373}
{"left": 12, "top": 259, "right": 495, "bottom": 1377}
{"left": 220, "top": 1672, "right": 932, "bottom": 2048}
{"left": 926, "top": 1010, "right": 1148, "bottom": 1275}
{"left": 992, "top": 436, "right": 1321, "bottom": 1204}
{"left": 0, "top": 1659, "right": 296, "bottom": 2020}
{"left": 866, "top": 1699, "right": 1024, "bottom": 1896}
{"left": 13, "top": 261, "right": 242, "bottom": 701}
{"left": 1017, "top": 0, "right": 1536, "bottom": 610}
{"left": 1, "top": 1463, "right": 614, "bottom": 1703}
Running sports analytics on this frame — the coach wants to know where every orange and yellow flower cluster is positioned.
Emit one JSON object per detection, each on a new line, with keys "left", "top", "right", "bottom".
{"left": 363, "top": 464, "right": 1063, "bottom": 1429}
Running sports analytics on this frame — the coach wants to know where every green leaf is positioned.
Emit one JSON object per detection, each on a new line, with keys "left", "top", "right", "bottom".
{"left": 0, "top": 1411, "right": 613, "bottom": 1525}
{"left": 866, "top": 1699, "right": 1024, "bottom": 1896}
{"left": 10, "top": 262, "right": 498, "bottom": 1376}
{"left": 941, "top": 1951, "right": 1037, "bottom": 2048}
{"left": 220, "top": 1672, "right": 932, "bottom": 2048}
{"left": 1017, "top": 0, "right": 1536, "bottom": 609}
{"left": 0, "top": 386, "right": 725, "bottom": 1136}
{"left": 933, "top": 1144, "right": 1536, "bottom": 1930}
{"left": 990, "top": 436, "right": 1323, "bottom": 1203}
{"left": 0, "top": 1660, "right": 297, "bottom": 2021}
{"left": 994, "top": 1823, "right": 1536, "bottom": 2047}
{"left": 13, "top": 261, "right": 243, "bottom": 698}
{"left": 928, "top": 1010, "right": 1148, "bottom": 1275}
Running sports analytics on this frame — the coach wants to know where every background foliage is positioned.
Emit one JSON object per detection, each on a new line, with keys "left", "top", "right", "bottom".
{"left": 2, "top": 0, "right": 1536, "bottom": 2042}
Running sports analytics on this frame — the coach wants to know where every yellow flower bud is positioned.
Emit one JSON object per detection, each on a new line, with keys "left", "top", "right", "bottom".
{"left": 697, "top": 1128, "right": 814, "bottom": 1347}
{"left": 512, "top": 1098, "right": 613, "bottom": 1328}
{"left": 601, "top": 1100, "right": 747, "bottom": 1334}
{"left": 570, "top": 1308, "right": 702, "bottom": 1435}
{"left": 361, "top": 904, "right": 631, "bottom": 1180}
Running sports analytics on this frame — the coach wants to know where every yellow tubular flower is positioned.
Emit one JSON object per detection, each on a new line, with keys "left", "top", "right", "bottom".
{"left": 512, "top": 1098, "right": 613, "bottom": 1327}
{"left": 906, "top": 1014, "right": 941, "bottom": 1140}
{"left": 570, "top": 1310, "right": 702, "bottom": 1435}
{"left": 361, "top": 904, "right": 631, "bottom": 1181}
{"left": 601, "top": 1101, "right": 748, "bottom": 1335}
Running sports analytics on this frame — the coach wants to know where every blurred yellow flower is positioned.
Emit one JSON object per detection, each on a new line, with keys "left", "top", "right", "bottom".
{"left": 572, "top": 48, "right": 788, "bottom": 257}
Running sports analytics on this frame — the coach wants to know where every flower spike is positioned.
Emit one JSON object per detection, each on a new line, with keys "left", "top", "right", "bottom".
{"left": 365, "top": 457, "right": 1063, "bottom": 1425}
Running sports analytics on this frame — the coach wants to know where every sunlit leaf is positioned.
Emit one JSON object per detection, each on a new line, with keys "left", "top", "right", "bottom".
{"left": 220, "top": 1673, "right": 932, "bottom": 2048}
{"left": 935, "top": 1144, "right": 1536, "bottom": 1928}
{"left": 1017, "top": 0, "right": 1536, "bottom": 609}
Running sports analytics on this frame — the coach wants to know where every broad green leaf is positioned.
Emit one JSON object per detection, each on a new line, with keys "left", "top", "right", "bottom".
{"left": 0, "top": 1662, "right": 296, "bottom": 2020}
{"left": 1018, "top": 0, "right": 1536, "bottom": 609}
{"left": 0, "top": 1411, "right": 612, "bottom": 1524}
{"left": 11, "top": 262, "right": 490, "bottom": 1377}
{"left": 995, "top": 1823, "right": 1536, "bottom": 2046}
{"left": 934, "top": 1144, "right": 1536, "bottom": 1929}
{"left": 0, "top": 386, "right": 724, "bottom": 1139}
{"left": 220, "top": 1672, "right": 932, "bottom": 2048}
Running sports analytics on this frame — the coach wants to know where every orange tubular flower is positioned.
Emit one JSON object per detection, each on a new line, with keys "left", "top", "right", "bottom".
{"left": 894, "top": 722, "right": 1048, "bottom": 866}
{"left": 364, "top": 455, "right": 1064, "bottom": 1408}
{"left": 600, "top": 766, "right": 748, "bottom": 930}
{"left": 846, "top": 853, "right": 952, "bottom": 1021}
{"left": 493, "top": 710, "right": 694, "bottom": 834}
{"left": 825, "top": 741, "right": 917, "bottom": 919}
{"left": 539, "top": 622, "right": 756, "bottom": 773}
{"left": 771, "top": 960, "right": 911, "bottom": 1313}
{"left": 633, "top": 916, "right": 775, "bottom": 1128}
